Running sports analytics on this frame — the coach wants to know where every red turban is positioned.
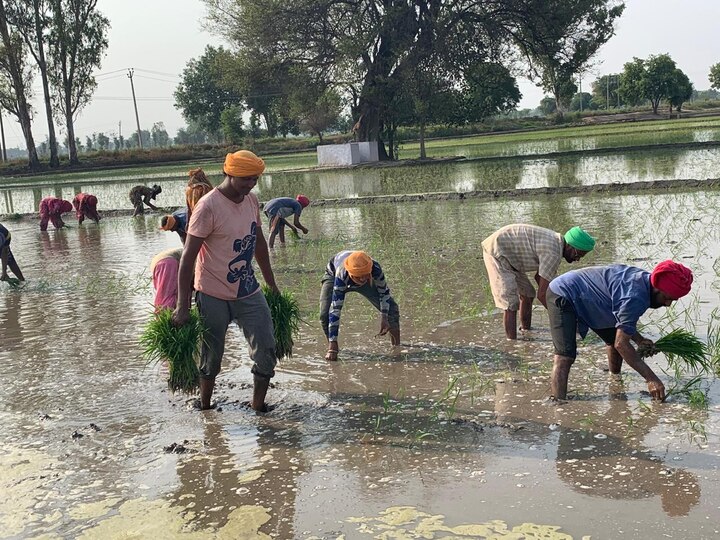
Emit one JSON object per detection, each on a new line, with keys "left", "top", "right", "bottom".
{"left": 296, "top": 194, "right": 310, "bottom": 208}
{"left": 650, "top": 260, "right": 693, "bottom": 300}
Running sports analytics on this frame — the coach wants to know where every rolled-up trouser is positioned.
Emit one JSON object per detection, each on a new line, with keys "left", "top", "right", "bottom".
{"left": 196, "top": 290, "right": 277, "bottom": 380}
{"left": 482, "top": 250, "right": 536, "bottom": 311}
{"left": 319, "top": 273, "right": 400, "bottom": 339}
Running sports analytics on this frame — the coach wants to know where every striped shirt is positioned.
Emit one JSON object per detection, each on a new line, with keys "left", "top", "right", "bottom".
{"left": 481, "top": 224, "right": 564, "bottom": 281}
{"left": 326, "top": 250, "right": 390, "bottom": 342}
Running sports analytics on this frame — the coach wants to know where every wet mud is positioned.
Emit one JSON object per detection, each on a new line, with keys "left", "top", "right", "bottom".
{"left": 1, "top": 187, "right": 719, "bottom": 538}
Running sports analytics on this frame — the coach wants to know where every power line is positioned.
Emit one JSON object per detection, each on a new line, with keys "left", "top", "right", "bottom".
{"left": 134, "top": 74, "right": 180, "bottom": 84}
{"left": 135, "top": 68, "right": 180, "bottom": 78}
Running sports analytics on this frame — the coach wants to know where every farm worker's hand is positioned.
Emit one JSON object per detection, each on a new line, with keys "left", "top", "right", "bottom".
{"left": 172, "top": 306, "right": 190, "bottom": 327}
{"left": 647, "top": 378, "right": 665, "bottom": 401}
{"left": 325, "top": 341, "right": 339, "bottom": 361}
{"left": 299, "top": 225, "right": 308, "bottom": 234}
{"left": 636, "top": 337, "right": 657, "bottom": 357}
{"left": 377, "top": 314, "right": 390, "bottom": 336}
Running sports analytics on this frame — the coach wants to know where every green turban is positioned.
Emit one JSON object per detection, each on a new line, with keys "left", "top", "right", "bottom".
{"left": 564, "top": 226, "right": 596, "bottom": 252}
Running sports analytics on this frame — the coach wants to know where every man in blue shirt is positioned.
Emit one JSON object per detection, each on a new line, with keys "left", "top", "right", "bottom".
{"left": 547, "top": 260, "right": 693, "bottom": 401}
{"left": 263, "top": 195, "right": 310, "bottom": 248}
{"left": 159, "top": 209, "right": 188, "bottom": 244}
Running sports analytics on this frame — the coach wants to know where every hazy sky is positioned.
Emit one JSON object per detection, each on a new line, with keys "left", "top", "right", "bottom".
{"left": 5, "top": 0, "right": 719, "bottom": 149}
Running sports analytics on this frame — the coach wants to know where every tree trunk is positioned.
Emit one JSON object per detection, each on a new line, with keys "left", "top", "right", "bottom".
{"left": 32, "top": 0, "right": 59, "bottom": 167}
{"left": 419, "top": 121, "right": 426, "bottom": 159}
{"left": 355, "top": 100, "right": 388, "bottom": 160}
{"left": 65, "top": 108, "right": 78, "bottom": 164}
{"left": 0, "top": 0, "right": 39, "bottom": 169}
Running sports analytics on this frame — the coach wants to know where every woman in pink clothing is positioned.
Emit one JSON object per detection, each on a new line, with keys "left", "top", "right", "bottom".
{"left": 151, "top": 248, "right": 183, "bottom": 310}
{"left": 39, "top": 197, "right": 73, "bottom": 231}
{"left": 72, "top": 193, "right": 101, "bottom": 225}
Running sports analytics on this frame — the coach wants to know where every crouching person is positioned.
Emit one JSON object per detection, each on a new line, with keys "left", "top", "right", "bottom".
{"left": 320, "top": 250, "right": 400, "bottom": 361}
{"left": 547, "top": 260, "right": 693, "bottom": 401}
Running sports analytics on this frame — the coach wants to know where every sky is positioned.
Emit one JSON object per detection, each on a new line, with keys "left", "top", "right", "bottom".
{"left": 4, "top": 0, "right": 720, "bottom": 149}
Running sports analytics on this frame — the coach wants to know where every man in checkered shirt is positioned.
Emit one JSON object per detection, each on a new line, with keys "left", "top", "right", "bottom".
{"left": 482, "top": 224, "right": 596, "bottom": 339}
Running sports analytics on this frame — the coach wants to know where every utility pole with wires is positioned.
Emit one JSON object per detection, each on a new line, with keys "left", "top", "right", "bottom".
{"left": 127, "top": 68, "right": 143, "bottom": 149}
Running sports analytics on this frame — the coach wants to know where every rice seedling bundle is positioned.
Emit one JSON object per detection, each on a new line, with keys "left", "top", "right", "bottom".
{"left": 262, "top": 285, "right": 301, "bottom": 360}
{"left": 641, "top": 329, "right": 710, "bottom": 373}
{"left": 139, "top": 307, "right": 204, "bottom": 393}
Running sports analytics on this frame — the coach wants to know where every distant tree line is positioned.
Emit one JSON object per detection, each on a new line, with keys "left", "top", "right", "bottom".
{"left": 0, "top": 0, "right": 109, "bottom": 169}
{"left": 540, "top": 54, "right": 720, "bottom": 115}
{"left": 172, "top": 0, "right": 626, "bottom": 160}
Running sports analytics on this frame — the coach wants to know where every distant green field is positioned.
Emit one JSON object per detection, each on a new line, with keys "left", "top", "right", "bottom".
{"left": 3, "top": 117, "right": 719, "bottom": 188}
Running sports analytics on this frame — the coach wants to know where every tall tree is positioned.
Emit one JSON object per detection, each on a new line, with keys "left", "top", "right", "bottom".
{"left": 709, "top": 62, "right": 720, "bottom": 91}
{"left": 514, "top": 0, "right": 625, "bottom": 112}
{"left": 5, "top": 0, "right": 61, "bottom": 166}
{"left": 668, "top": 69, "right": 693, "bottom": 113}
{"left": 174, "top": 45, "right": 240, "bottom": 141}
{"left": 46, "top": 0, "right": 109, "bottom": 165}
{"left": 642, "top": 54, "right": 679, "bottom": 114}
{"left": 0, "top": 0, "right": 39, "bottom": 168}
{"left": 618, "top": 57, "right": 647, "bottom": 106}
{"left": 591, "top": 74, "right": 621, "bottom": 109}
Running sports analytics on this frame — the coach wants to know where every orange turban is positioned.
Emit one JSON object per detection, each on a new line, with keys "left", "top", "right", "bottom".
{"left": 650, "top": 260, "right": 693, "bottom": 300}
{"left": 344, "top": 251, "right": 373, "bottom": 280}
{"left": 160, "top": 215, "right": 176, "bottom": 231}
{"left": 223, "top": 150, "right": 265, "bottom": 178}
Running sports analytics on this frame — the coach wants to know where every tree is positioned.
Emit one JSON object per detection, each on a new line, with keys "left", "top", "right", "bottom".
{"left": 150, "top": 122, "right": 169, "bottom": 147}
{"left": 47, "top": 0, "right": 109, "bottom": 165}
{"left": 458, "top": 62, "right": 521, "bottom": 123}
{"left": 643, "top": 54, "right": 680, "bottom": 114}
{"left": 591, "top": 74, "right": 621, "bottom": 109}
{"left": 539, "top": 96, "right": 557, "bottom": 115}
{"left": 709, "top": 63, "right": 720, "bottom": 91}
{"left": 5, "top": 0, "right": 60, "bottom": 166}
{"left": 0, "top": 0, "right": 39, "bottom": 168}
{"left": 668, "top": 69, "right": 693, "bottom": 113}
{"left": 618, "top": 58, "right": 647, "bottom": 106}
{"left": 85, "top": 135, "right": 92, "bottom": 152}
{"left": 128, "top": 129, "right": 150, "bottom": 148}
{"left": 220, "top": 104, "right": 245, "bottom": 144}
{"left": 516, "top": 0, "right": 625, "bottom": 112}
{"left": 203, "top": 0, "right": 625, "bottom": 159}
{"left": 290, "top": 82, "right": 342, "bottom": 142}
{"left": 95, "top": 131, "right": 109, "bottom": 150}
{"left": 570, "top": 92, "right": 594, "bottom": 111}
{"left": 174, "top": 45, "right": 240, "bottom": 140}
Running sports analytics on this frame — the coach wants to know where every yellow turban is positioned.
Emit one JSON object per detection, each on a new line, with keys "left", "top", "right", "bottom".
{"left": 160, "top": 215, "right": 176, "bottom": 231}
{"left": 223, "top": 150, "right": 265, "bottom": 178}
{"left": 344, "top": 251, "right": 373, "bottom": 280}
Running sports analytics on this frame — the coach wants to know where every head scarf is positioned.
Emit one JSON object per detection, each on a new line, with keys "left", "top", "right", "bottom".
{"left": 224, "top": 150, "right": 265, "bottom": 178}
{"left": 564, "top": 226, "right": 596, "bottom": 252}
{"left": 344, "top": 251, "right": 373, "bottom": 280}
{"left": 296, "top": 194, "right": 310, "bottom": 208}
{"left": 160, "top": 215, "right": 176, "bottom": 231}
{"left": 58, "top": 200, "right": 73, "bottom": 214}
{"left": 651, "top": 260, "right": 693, "bottom": 300}
{"left": 185, "top": 169, "right": 213, "bottom": 213}
{"left": 152, "top": 184, "right": 162, "bottom": 195}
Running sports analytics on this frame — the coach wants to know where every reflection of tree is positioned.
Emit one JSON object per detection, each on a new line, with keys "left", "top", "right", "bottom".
{"left": 172, "top": 419, "right": 303, "bottom": 537}
{"left": 494, "top": 380, "right": 701, "bottom": 517}
{"left": 623, "top": 148, "right": 683, "bottom": 181}
{"left": 545, "top": 157, "right": 580, "bottom": 189}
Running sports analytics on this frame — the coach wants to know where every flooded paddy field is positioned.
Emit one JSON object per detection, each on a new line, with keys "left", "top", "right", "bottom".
{"left": 3, "top": 144, "right": 720, "bottom": 215}
{"left": 1, "top": 188, "right": 719, "bottom": 539}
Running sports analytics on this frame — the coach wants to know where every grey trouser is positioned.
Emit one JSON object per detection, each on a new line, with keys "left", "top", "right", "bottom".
{"left": 196, "top": 290, "right": 277, "bottom": 380}
{"left": 319, "top": 274, "right": 400, "bottom": 339}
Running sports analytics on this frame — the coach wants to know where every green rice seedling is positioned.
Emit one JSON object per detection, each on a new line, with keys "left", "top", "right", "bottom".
{"left": 262, "top": 285, "right": 301, "bottom": 360}
{"left": 641, "top": 329, "right": 710, "bottom": 373}
{"left": 139, "top": 307, "right": 204, "bottom": 394}
{"left": 289, "top": 228, "right": 301, "bottom": 240}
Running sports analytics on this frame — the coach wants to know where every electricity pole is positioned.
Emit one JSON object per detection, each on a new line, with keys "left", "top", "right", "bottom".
{"left": 0, "top": 109, "right": 6, "bottom": 162}
{"left": 127, "top": 68, "right": 143, "bottom": 149}
{"left": 606, "top": 76, "right": 610, "bottom": 110}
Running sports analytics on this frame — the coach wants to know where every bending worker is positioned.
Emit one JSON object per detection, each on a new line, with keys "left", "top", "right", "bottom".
{"left": 547, "top": 260, "right": 693, "bottom": 401}
{"left": 160, "top": 209, "right": 188, "bottom": 244}
{"left": 263, "top": 195, "right": 310, "bottom": 248}
{"left": 320, "top": 250, "right": 400, "bottom": 361}
{"left": 129, "top": 184, "right": 162, "bottom": 216}
{"left": 72, "top": 192, "right": 101, "bottom": 225}
{"left": 481, "top": 224, "right": 596, "bottom": 339}
{"left": 0, "top": 222, "right": 25, "bottom": 282}
{"left": 39, "top": 196, "right": 73, "bottom": 231}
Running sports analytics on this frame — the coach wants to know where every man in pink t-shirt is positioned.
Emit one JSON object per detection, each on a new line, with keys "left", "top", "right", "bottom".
{"left": 172, "top": 150, "right": 280, "bottom": 412}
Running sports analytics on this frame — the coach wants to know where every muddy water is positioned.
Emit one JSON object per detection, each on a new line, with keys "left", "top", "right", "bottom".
{"left": 3, "top": 145, "right": 720, "bottom": 215}
{"left": 2, "top": 190, "right": 720, "bottom": 539}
